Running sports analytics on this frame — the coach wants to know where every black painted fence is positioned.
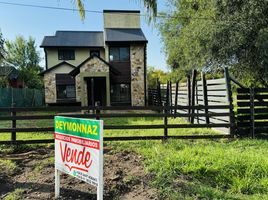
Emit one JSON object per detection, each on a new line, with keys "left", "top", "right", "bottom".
{"left": 237, "top": 88, "right": 268, "bottom": 138}
{"left": 0, "top": 105, "right": 234, "bottom": 145}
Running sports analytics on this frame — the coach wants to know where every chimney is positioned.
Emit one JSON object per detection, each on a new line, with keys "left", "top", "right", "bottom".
{"left": 103, "top": 10, "right": 140, "bottom": 29}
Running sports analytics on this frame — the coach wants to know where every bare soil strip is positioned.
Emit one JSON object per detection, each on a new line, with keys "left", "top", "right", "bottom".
{"left": 0, "top": 148, "right": 158, "bottom": 200}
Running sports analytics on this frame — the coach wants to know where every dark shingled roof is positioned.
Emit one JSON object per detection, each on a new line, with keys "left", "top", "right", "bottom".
{"left": 39, "top": 61, "right": 76, "bottom": 76}
{"left": 40, "top": 31, "right": 104, "bottom": 47}
{"left": 105, "top": 28, "right": 147, "bottom": 43}
{"left": 69, "top": 55, "right": 121, "bottom": 77}
{"left": 0, "top": 66, "right": 19, "bottom": 80}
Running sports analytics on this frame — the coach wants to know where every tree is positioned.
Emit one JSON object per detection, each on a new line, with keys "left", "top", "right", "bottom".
{"left": 0, "top": 30, "right": 4, "bottom": 63}
{"left": 5, "top": 36, "right": 43, "bottom": 88}
{"left": 0, "top": 77, "right": 8, "bottom": 87}
{"left": 158, "top": 0, "right": 268, "bottom": 86}
{"left": 147, "top": 66, "right": 168, "bottom": 88}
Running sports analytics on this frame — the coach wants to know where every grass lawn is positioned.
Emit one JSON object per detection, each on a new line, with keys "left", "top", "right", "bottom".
{"left": 0, "top": 115, "right": 217, "bottom": 141}
{"left": 113, "top": 139, "right": 268, "bottom": 200}
{"left": 1, "top": 115, "right": 267, "bottom": 199}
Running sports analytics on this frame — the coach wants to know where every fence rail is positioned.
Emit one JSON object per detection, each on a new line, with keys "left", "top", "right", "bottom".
{"left": 236, "top": 87, "right": 268, "bottom": 138}
{"left": 0, "top": 105, "right": 234, "bottom": 145}
{"left": 148, "top": 68, "right": 234, "bottom": 134}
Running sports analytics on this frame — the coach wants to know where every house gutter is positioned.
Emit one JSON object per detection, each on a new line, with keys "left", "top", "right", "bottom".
{"left": 44, "top": 49, "right": 48, "bottom": 70}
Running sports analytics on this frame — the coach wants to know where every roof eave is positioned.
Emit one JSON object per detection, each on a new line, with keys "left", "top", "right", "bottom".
{"left": 39, "top": 61, "right": 76, "bottom": 76}
{"left": 105, "top": 40, "right": 148, "bottom": 44}
{"left": 40, "top": 45, "right": 105, "bottom": 48}
{"left": 69, "top": 55, "right": 121, "bottom": 77}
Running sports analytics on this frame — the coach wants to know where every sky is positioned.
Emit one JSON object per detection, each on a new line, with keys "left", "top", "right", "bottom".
{"left": 0, "top": 0, "right": 169, "bottom": 71}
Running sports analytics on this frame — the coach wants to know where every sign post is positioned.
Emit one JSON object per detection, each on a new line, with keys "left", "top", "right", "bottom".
{"left": 54, "top": 116, "right": 103, "bottom": 199}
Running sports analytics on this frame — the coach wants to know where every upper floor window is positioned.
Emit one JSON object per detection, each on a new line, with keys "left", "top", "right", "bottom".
{"left": 90, "top": 50, "right": 100, "bottom": 57}
{"left": 58, "top": 49, "right": 75, "bottom": 60}
{"left": 109, "top": 47, "right": 129, "bottom": 62}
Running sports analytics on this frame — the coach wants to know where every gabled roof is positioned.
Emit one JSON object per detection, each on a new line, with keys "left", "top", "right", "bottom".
{"left": 40, "top": 31, "right": 104, "bottom": 48}
{"left": 105, "top": 28, "right": 147, "bottom": 43}
{"left": 39, "top": 61, "right": 76, "bottom": 75}
{"left": 0, "top": 66, "right": 19, "bottom": 80}
{"left": 69, "top": 55, "right": 121, "bottom": 77}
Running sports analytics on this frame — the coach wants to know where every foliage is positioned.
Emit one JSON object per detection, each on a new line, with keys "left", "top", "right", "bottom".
{"left": 5, "top": 36, "right": 43, "bottom": 89}
{"left": 147, "top": 66, "right": 168, "bottom": 88}
{"left": 75, "top": 0, "right": 85, "bottom": 20}
{"left": 75, "top": 0, "right": 157, "bottom": 21}
{"left": 159, "top": 0, "right": 268, "bottom": 87}
{"left": 0, "top": 77, "right": 8, "bottom": 87}
{"left": 0, "top": 30, "right": 4, "bottom": 63}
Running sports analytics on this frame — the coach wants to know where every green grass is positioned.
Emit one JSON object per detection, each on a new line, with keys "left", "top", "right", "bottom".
{"left": 34, "top": 157, "right": 54, "bottom": 172}
{"left": 2, "top": 115, "right": 267, "bottom": 199}
{"left": 0, "top": 159, "right": 17, "bottom": 175}
{"left": 0, "top": 115, "right": 218, "bottom": 141}
{"left": 112, "top": 139, "right": 268, "bottom": 199}
{"left": 3, "top": 189, "right": 25, "bottom": 200}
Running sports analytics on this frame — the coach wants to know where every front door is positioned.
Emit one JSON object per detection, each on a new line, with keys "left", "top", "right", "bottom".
{"left": 87, "top": 77, "right": 107, "bottom": 106}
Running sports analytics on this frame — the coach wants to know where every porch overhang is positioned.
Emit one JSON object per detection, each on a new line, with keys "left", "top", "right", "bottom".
{"left": 69, "top": 55, "right": 121, "bottom": 77}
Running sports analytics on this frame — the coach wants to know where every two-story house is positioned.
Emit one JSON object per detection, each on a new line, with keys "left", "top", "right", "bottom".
{"left": 40, "top": 10, "right": 147, "bottom": 106}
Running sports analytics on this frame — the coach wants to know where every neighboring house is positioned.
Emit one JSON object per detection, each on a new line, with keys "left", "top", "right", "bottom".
{"left": 40, "top": 10, "right": 147, "bottom": 106}
{"left": 0, "top": 66, "right": 23, "bottom": 88}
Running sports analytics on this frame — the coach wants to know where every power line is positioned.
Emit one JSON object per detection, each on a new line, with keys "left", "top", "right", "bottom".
{"left": 0, "top": 1, "right": 215, "bottom": 20}
{"left": 0, "top": 1, "right": 103, "bottom": 14}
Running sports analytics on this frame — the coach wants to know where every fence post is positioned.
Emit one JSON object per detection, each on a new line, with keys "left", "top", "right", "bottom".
{"left": 190, "top": 70, "right": 197, "bottom": 124}
{"left": 195, "top": 80, "right": 200, "bottom": 124}
{"left": 250, "top": 87, "right": 255, "bottom": 138}
{"left": 162, "top": 82, "right": 169, "bottom": 140}
{"left": 174, "top": 81, "right": 179, "bottom": 116}
{"left": 224, "top": 67, "right": 235, "bottom": 137}
{"left": 96, "top": 106, "right": 100, "bottom": 120}
{"left": 187, "top": 75, "right": 191, "bottom": 122}
{"left": 157, "top": 79, "right": 162, "bottom": 106}
{"left": 164, "top": 107, "right": 168, "bottom": 140}
{"left": 169, "top": 81, "right": 172, "bottom": 112}
{"left": 11, "top": 103, "right": 16, "bottom": 141}
{"left": 202, "top": 72, "right": 209, "bottom": 124}
{"left": 166, "top": 81, "right": 170, "bottom": 107}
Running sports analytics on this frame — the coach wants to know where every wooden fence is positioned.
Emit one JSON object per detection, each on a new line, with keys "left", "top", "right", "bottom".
{"left": 149, "top": 68, "right": 234, "bottom": 134}
{"left": 237, "top": 88, "right": 268, "bottom": 138}
{"left": 0, "top": 105, "right": 234, "bottom": 145}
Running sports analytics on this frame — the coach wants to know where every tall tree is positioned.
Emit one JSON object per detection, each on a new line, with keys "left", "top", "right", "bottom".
{"left": 5, "top": 36, "right": 43, "bottom": 88}
{"left": 159, "top": 0, "right": 268, "bottom": 86}
{"left": 0, "top": 30, "right": 4, "bottom": 63}
{"left": 147, "top": 66, "right": 168, "bottom": 88}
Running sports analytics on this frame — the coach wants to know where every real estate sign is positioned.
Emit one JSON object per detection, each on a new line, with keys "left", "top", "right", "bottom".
{"left": 54, "top": 116, "right": 103, "bottom": 200}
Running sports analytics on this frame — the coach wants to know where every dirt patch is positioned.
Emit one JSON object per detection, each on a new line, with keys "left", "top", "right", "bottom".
{"left": 0, "top": 147, "right": 158, "bottom": 200}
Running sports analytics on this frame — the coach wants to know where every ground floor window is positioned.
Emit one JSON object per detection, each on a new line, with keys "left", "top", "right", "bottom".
{"left": 111, "top": 83, "right": 131, "bottom": 105}
{"left": 56, "top": 74, "right": 76, "bottom": 102}
{"left": 57, "top": 85, "right": 76, "bottom": 99}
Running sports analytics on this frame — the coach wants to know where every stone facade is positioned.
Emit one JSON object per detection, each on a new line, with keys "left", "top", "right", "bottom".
{"left": 77, "top": 57, "right": 110, "bottom": 106}
{"left": 130, "top": 44, "right": 145, "bottom": 106}
{"left": 43, "top": 49, "right": 146, "bottom": 106}
{"left": 44, "top": 73, "right": 56, "bottom": 104}
{"left": 75, "top": 75, "right": 81, "bottom": 102}
{"left": 80, "top": 57, "right": 109, "bottom": 73}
